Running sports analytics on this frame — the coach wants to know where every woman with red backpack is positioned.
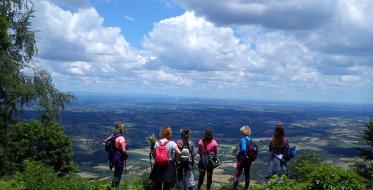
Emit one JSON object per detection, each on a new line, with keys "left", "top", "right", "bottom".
{"left": 150, "top": 126, "right": 181, "bottom": 190}
{"left": 197, "top": 128, "right": 218, "bottom": 190}
{"left": 232, "top": 125, "right": 255, "bottom": 190}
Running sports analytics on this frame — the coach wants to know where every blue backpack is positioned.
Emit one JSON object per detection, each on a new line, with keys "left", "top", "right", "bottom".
{"left": 283, "top": 144, "right": 296, "bottom": 161}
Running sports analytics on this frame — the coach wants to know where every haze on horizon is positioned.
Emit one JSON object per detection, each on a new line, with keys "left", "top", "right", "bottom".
{"left": 31, "top": 0, "right": 373, "bottom": 104}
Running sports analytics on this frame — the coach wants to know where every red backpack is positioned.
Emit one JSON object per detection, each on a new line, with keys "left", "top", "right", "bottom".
{"left": 154, "top": 140, "right": 170, "bottom": 166}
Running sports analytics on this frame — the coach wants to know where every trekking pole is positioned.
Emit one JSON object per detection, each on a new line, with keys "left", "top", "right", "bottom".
{"left": 149, "top": 152, "right": 153, "bottom": 170}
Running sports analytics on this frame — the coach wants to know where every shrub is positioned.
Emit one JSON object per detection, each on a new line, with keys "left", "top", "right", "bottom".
{"left": 217, "top": 182, "right": 264, "bottom": 190}
{"left": 132, "top": 173, "right": 152, "bottom": 190}
{"left": 11, "top": 160, "right": 94, "bottom": 190}
{"left": 287, "top": 150, "right": 322, "bottom": 181}
{"left": 265, "top": 175, "right": 305, "bottom": 190}
{"left": 304, "top": 164, "right": 365, "bottom": 190}
{"left": 6, "top": 120, "right": 76, "bottom": 175}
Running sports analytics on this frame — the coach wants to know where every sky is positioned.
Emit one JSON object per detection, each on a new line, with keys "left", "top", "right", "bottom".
{"left": 30, "top": 0, "right": 373, "bottom": 103}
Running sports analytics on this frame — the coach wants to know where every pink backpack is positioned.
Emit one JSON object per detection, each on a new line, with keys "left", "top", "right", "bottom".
{"left": 154, "top": 140, "right": 170, "bottom": 165}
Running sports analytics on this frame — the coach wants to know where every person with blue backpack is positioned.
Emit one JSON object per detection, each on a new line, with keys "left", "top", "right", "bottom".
{"left": 265, "top": 124, "right": 296, "bottom": 180}
{"left": 104, "top": 122, "right": 128, "bottom": 187}
{"left": 232, "top": 125, "right": 258, "bottom": 190}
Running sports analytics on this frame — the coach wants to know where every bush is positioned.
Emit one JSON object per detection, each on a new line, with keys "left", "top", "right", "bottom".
{"left": 0, "top": 180, "right": 24, "bottom": 190}
{"left": 10, "top": 160, "right": 93, "bottom": 190}
{"left": 6, "top": 120, "right": 76, "bottom": 175}
{"left": 304, "top": 164, "right": 365, "bottom": 190}
{"left": 287, "top": 150, "right": 322, "bottom": 181}
{"left": 217, "top": 182, "right": 264, "bottom": 190}
{"left": 132, "top": 173, "right": 152, "bottom": 190}
{"left": 265, "top": 175, "right": 305, "bottom": 190}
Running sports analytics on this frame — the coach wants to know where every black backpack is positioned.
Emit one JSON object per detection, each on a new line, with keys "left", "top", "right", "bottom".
{"left": 245, "top": 139, "right": 258, "bottom": 162}
{"left": 105, "top": 135, "right": 119, "bottom": 155}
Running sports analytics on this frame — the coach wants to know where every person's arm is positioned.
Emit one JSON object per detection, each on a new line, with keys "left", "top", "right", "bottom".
{"left": 269, "top": 140, "right": 273, "bottom": 152}
{"left": 213, "top": 140, "right": 218, "bottom": 157}
{"left": 239, "top": 139, "right": 244, "bottom": 156}
{"left": 191, "top": 142, "right": 196, "bottom": 165}
{"left": 197, "top": 140, "right": 202, "bottom": 155}
{"left": 173, "top": 144, "right": 181, "bottom": 155}
{"left": 104, "top": 134, "right": 113, "bottom": 143}
{"left": 121, "top": 142, "right": 127, "bottom": 152}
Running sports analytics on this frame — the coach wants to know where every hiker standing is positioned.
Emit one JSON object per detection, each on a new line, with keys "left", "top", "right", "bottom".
{"left": 197, "top": 128, "right": 218, "bottom": 190}
{"left": 232, "top": 125, "right": 257, "bottom": 190}
{"left": 104, "top": 122, "right": 128, "bottom": 187}
{"left": 176, "top": 128, "right": 196, "bottom": 190}
{"left": 265, "top": 124, "right": 289, "bottom": 179}
{"left": 150, "top": 126, "right": 181, "bottom": 190}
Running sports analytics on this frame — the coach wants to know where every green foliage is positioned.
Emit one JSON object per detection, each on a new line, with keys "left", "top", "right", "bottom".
{"left": 131, "top": 173, "right": 152, "bottom": 190}
{"left": 352, "top": 119, "right": 373, "bottom": 188}
{"left": 4, "top": 160, "right": 101, "bottom": 190}
{"left": 0, "top": 0, "right": 73, "bottom": 124}
{"left": 217, "top": 182, "right": 264, "bottom": 190}
{"left": 304, "top": 164, "right": 365, "bottom": 190}
{"left": 287, "top": 150, "right": 323, "bottom": 181}
{"left": 5, "top": 120, "right": 76, "bottom": 175}
{"left": 265, "top": 175, "right": 305, "bottom": 190}
{"left": 0, "top": 0, "right": 73, "bottom": 177}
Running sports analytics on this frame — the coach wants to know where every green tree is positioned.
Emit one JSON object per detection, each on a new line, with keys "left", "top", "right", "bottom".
{"left": 353, "top": 119, "right": 373, "bottom": 188}
{"left": 0, "top": 0, "right": 73, "bottom": 176}
{"left": 0, "top": 0, "right": 73, "bottom": 125}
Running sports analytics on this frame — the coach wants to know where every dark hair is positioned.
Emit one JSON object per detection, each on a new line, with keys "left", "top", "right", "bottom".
{"left": 204, "top": 128, "right": 213, "bottom": 141}
{"left": 181, "top": 128, "right": 190, "bottom": 140}
{"left": 181, "top": 128, "right": 191, "bottom": 147}
{"left": 271, "top": 124, "right": 285, "bottom": 148}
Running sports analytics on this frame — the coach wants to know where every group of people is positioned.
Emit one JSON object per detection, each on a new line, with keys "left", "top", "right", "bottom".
{"left": 105, "top": 123, "right": 292, "bottom": 190}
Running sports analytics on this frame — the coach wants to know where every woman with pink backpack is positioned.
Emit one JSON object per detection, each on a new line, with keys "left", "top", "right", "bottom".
{"left": 150, "top": 126, "right": 181, "bottom": 190}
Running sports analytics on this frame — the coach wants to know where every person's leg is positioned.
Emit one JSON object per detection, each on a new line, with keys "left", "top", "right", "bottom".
{"left": 111, "top": 165, "right": 124, "bottom": 187}
{"left": 206, "top": 168, "right": 213, "bottom": 190}
{"left": 243, "top": 161, "right": 252, "bottom": 190}
{"left": 163, "top": 182, "right": 170, "bottom": 190}
{"left": 197, "top": 168, "right": 206, "bottom": 190}
{"left": 177, "top": 167, "right": 184, "bottom": 190}
{"left": 232, "top": 161, "right": 244, "bottom": 189}
{"left": 153, "top": 181, "right": 162, "bottom": 190}
{"left": 185, "top": 168, "right": 195, "bottom": 190}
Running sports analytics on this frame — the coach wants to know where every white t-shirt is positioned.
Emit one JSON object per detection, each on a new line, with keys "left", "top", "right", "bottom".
{"left": 154, "top": 138, "right": 177, "bottom": 160}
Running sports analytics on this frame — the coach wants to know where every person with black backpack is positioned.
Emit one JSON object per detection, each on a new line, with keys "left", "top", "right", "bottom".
{"left": 176, "top": 128, "right": 196, "bottom": 190}
{"left": 104, "top": 122, "right": 128, "bottom": 187}
{"left": 150, "top": 126, "right": 181, "bottom": 190}
{"left": 265, "top": 124, "right": 295, "bottom": 180}
{"left": 232, "top": 125, "right": 257, "bottom": 190}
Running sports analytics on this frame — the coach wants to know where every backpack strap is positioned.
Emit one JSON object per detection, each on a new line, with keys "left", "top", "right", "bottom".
{"left": 158, "top": 140, "right": 169, "bottom": 147}
{"left": 242, "top": 137, "right": 251, "bottom": 151}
